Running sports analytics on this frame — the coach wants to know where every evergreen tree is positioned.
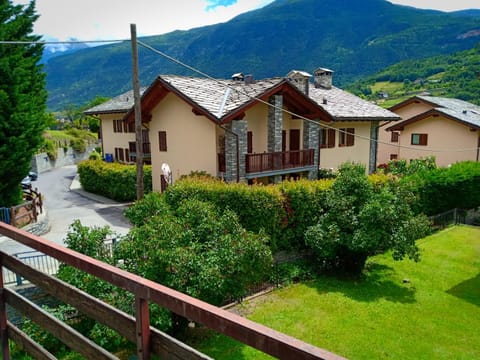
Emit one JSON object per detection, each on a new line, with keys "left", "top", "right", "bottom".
{"left": 0, "top": 0, "right": 47, "bottom": 205}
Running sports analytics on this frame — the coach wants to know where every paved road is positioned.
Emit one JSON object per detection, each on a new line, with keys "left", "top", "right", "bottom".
{"left": 0, "top": 165, "right": 132, "bottom": 254}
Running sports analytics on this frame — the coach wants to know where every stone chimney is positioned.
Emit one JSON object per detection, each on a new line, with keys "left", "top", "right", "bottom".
{"left": 314, "top": 67, "right": 334, "bottom": 89}
{"left": 231, "top": 72, "right": 245, "bottom": 82}
{"left": 286, "top": 70, "right": 311, "bottom": 95}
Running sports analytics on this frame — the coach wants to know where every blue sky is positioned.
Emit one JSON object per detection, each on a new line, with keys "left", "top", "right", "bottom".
{"left": 11, "top": 0, "right": 480, "bottom": 42}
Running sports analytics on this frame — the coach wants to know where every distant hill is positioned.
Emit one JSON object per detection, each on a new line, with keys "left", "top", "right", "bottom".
{"left": 44, "top": 0, "right": 480, "bottom": 110}
{"left": 346, "top": 44, "right": 480, "bottom": 107}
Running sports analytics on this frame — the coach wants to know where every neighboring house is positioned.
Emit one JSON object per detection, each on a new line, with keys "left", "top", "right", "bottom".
{"left": 377, "top": 95, "right": 480, "bottom": 167}
{"left": 86, "top": 68, "right": 399, "bottom": 192}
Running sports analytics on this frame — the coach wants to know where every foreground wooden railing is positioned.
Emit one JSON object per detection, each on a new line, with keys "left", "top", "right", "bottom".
{"left": 246, "top": 149, "right": 315, "bottom": 174}
{"left": 0, "top": 222, "right": 345, "bottom": 360}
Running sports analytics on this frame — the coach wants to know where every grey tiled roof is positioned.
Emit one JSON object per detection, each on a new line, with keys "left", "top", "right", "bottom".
{"left": 83, "top": 88, "right": 147, "bottom": 114}
{"left": 84, "top": 75, "right": 400, "bottom": 122}
{"left": 309, "top": 85, "right": 400, "bottom": 121}
{"left": 417, "top": 95, "right": 480, "bottom": 128}
{"left": 160, "top": 75, "right": 284, "bottom": 119}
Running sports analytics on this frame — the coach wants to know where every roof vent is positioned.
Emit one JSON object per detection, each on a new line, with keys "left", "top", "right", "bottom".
{"left": 231, "top": 73, "right": 244, "bottom": 81}
{"left": 462, "top": 110, "right": 468, "bottom": 114}
{"left": 322, "top": 97, "right": 328, "bottom": 105}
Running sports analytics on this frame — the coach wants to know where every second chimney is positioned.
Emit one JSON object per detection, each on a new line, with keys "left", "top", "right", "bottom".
{"left": 314, "top": 67, "right": 334, "bottom": 89}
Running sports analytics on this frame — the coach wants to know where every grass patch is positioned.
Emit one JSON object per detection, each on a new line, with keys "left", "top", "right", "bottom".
{"left": 197, "top": 226, "right": 480, "bottom": 359}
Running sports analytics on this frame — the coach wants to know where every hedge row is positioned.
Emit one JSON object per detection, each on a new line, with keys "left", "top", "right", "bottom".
{"left": 77, "top": 160, "right": 152, "bottom": 202}
{"left": 402, "top": 161, "right": 480, "bottom": 215}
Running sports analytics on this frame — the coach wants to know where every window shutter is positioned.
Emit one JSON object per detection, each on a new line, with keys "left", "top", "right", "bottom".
{"left": 327, "top": 129, "right": 336, "bottom": 148}
{"left": 419, "top": 134, "right": 428, "bottom": 146}
{"left": 159, "top": 131, "right": 167, "bottom": 151}
{"left": 391, "top": 131, "right": 399, "bottom": 143}
{"left": 247, "top": 131, "right": 253, "bottom": 153}
{"left": 346, "top": 128, "right": 355, "bottom": 146}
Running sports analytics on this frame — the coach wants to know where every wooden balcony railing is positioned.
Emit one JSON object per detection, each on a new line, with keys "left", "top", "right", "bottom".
{"left": 0, "top": 222, "right": 344, "bottom": 360}
{"left": 246, "top": 149, "right": 315, "bottom": 174}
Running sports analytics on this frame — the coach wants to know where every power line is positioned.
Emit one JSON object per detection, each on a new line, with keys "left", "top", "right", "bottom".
{"left": 3, "top": 38, "right": 479, "bottom": 153}
{"left": 137, "top": 40, "right": 480, "bottom": 154}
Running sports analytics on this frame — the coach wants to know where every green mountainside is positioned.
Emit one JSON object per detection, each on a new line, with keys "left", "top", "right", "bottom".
{"left": 346, "top": 44, "right": 480, "bottom": 107}
{"left": 44, "top": 0, "right": 480, "bottom": 110}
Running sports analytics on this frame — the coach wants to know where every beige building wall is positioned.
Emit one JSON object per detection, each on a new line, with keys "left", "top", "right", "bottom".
{"left": 318, "top": 121, "right": 372, "bottom": 171}
{"left": 99, "top": 113, "right": 135, "bottom": 160}
{"left": 378, "top": 121, "right": 400, "bottom": 165}
{"left": 394, "top": 101, "right": 433, "bottom": 120}
{"left": 245, "top": 105, "right": 268, "bottom": 152}
{"left": 149, "top": 93, "right": 217, "bottom": 191}
{"left": 396, "top": 116, "right": 479, "bottom": 167}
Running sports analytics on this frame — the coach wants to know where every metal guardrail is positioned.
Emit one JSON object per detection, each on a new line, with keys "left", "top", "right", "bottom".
{"left": 2, "top": 251, "right": 60, "bottom": 286}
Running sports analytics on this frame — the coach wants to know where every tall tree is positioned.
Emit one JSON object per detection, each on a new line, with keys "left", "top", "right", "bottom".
{"left": 0, "top": 0, "right": 47, "bottom": 205}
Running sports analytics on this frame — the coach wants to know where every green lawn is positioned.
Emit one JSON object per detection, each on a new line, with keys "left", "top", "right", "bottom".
{"left": 198, "top": 226, "right": 480, "bottom": 359}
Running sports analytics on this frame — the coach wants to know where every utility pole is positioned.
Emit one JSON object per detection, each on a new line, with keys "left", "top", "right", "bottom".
{"left": 131, "top": 23, "right": 144, "bottom": 200}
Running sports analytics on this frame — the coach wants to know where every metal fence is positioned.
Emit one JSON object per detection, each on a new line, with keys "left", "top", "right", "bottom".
{"left": 2, "top": 250, "right": 60, "bottom": 286}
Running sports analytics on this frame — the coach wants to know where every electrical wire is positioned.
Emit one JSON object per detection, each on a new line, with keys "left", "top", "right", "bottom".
{"left": 2, "top": 38, "right": 479, "bottom": 154}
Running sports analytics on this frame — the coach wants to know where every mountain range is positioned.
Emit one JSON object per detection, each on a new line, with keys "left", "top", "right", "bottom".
{"left": 44, "top": 0, "right": 480, "bottom": 111}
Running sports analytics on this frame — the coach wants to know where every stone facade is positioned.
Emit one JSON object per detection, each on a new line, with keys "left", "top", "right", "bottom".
{"left": 303, "top": 120, "right": 320, "bottom": 179}
{"left": 224, "top": 120, "right": 248, "bottom": 183}
{"left": 369, "top": 121, "right": 380, "bottom": 174}
{"left": 268, "top": 95, "right": 284, "bottom": 183}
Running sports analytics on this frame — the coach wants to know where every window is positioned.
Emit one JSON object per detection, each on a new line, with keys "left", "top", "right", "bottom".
{"left": 411, "top": 133, "right": 428, "bottom": 146}
{"left": 339, "top": 128, "right": 355, "bottom": 147}
{"left": 390, "top": 154, "right": 398, "bottom": 160}
{"left": 114, "top": 147, "right": 124, "bottom": 162}
{"left": 320, "top": 128, "right": 336, "bottom": 148}
{"left": 124, "top": 121, "right": 135, "bottom": 133}
{"left": 158, "top": 131, "right": 167, "bottom": 151}
{"left": 391, "top": 131, "right": 399, "bottom": 143}
{"left": 247, "top": 131, "right": 253, "bottom": 153}
{"left": 113, "top": 119, "right": 123, "bottom": 133}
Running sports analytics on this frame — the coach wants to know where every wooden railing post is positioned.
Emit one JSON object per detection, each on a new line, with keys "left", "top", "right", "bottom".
{"left": 0, "top": 259, "right": 10, "bottom": 360}
{"left": 135, "top": 296, "right": 151, "bottom": 360}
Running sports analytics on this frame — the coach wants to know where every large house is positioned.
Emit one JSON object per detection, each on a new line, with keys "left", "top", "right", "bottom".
{"left": 85, "top": 68, "right": 399, "bottom": 191}
{"left": 377, "top": 95, "right": 480, "bottom": 167}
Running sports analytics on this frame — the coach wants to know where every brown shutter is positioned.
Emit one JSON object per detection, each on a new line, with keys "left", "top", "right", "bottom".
{"left": 289, "top": 129, "right": 300, "bottom": 151}
{"left": 159, "top": 131, "right": 167, "bottom": 151}
{"left": 419, "top": 134, "right": 428, "bottom": 146}
{"left": 247, "top": 131, "right": 253, "bottom": 153}
{"left": 391, "top": 131, "right": 399, "bottom": 143}
{"left": 346, "top": 128, "right": 355, "bottom": 146}
{"left": 327, "top": 129, "right": 336, "bottom": 148}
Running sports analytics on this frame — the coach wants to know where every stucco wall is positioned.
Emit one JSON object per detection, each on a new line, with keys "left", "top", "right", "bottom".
{"left": 396, "top": 116, "right": 479, "bottom": 167}
{"left": 99, "top": 113, "right": 135, "bottom": 160}
{"left": 149, "top": 93, "right": 217, "bottom": 191}
{"left": 318, "top": 121, "right": 372, "bottom": 171}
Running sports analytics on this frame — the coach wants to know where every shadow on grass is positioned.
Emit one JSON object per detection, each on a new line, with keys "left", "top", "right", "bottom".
{"left": 307, "top": 263, "right": 417, "bottom": 304}
{"left": 446, "top": 273, "right": 480, "bottom": 307}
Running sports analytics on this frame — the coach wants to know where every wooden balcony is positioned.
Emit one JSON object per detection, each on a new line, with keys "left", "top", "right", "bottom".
{"left": 0, "top": 222, "right": 344, "bottom": 360}
{"left": 246, "top": 149, "right": 315, "bottom": 174}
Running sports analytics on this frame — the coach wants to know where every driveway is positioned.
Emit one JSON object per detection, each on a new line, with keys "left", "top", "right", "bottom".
{"left": 0, "top": 165, "right": 132, "bottom": 254}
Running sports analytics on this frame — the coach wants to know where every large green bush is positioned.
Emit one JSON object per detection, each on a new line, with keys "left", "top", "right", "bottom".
{"left": 120, "top": 198, "right": 273, "bottom": 306}
{"left": 305, "top": 163, "right": 431, "bottom": 274}
{"left": 77, "top": 160, "right": 152, "bottom": 202}
{"left": 163, "top": 177, "right": 287, "bottom": 251}
{"left": 279, "top": 179, "right": 332, "bottom": 248}
{"left": 402, "top": 161, "right": 480, "bottom": 215}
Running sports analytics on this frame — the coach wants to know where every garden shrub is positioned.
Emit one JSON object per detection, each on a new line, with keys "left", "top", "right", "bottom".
{"left": 402, "top": 161, "right": 480, "bottom": 215}
{"left": 119, "top": 198, "right": 273, "bottom": 306}
{"left": 163, "top": 177, "right": 287, "bottom": 251}
{"left": 78, "top": 160, "right": 152, "bottom": 202}
{"left": 305, "top": 162, "right": 431, "bottom": 275}
{"left": 279, "top": 179, "right": 332, "bottom": 248}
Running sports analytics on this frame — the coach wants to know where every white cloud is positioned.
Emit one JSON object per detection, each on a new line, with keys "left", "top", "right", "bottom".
{"left": 12, "top": 0, "right": 274, "bottom": 41}
{"left": 11, "top": 0, "right": 479, "bottom": 42}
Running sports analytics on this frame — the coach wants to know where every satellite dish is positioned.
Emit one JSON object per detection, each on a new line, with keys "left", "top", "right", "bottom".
{"left": 161, "top": 163, "right": 172, "bottom": 184}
